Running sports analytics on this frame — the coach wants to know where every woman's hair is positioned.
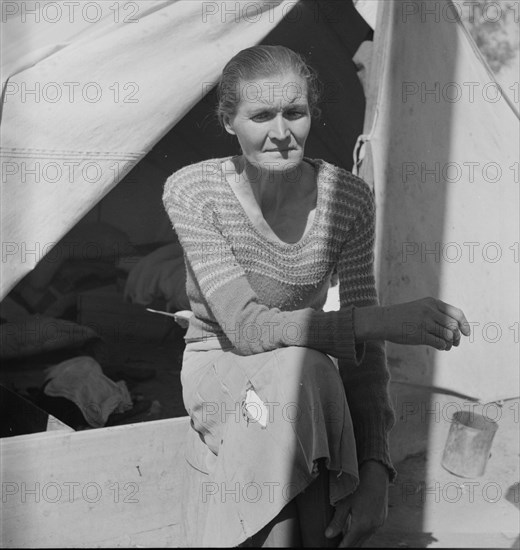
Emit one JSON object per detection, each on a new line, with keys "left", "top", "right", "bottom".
{"left": 216, "top": 45, "right": 322, "bottom": 127}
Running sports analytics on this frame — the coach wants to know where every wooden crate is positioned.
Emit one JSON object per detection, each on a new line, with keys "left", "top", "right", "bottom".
{"left": 1, "top": 416, "right": 190, "bottom": 547}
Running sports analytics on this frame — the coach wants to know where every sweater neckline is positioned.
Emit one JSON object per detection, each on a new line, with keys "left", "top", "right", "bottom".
{"left": 217, "top": 156, "right": 324, "bottom": 249}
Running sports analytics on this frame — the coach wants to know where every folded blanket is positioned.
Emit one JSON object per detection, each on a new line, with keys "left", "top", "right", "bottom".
{"left": 0, "top": 315, "right": 99, "bottom": 359}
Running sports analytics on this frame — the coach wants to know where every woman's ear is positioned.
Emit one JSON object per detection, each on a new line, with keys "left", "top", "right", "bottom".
{"left": 223, "top": 114, "right": 236, "bottom": 136}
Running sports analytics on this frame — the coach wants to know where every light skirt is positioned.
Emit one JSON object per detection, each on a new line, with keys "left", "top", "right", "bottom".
{"left": 180, "top": 338, "right": 359, "bottom": 547}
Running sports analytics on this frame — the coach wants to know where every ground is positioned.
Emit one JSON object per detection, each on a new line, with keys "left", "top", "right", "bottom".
{"left": 369, "top": 396, "right": 520, "bottom": 549}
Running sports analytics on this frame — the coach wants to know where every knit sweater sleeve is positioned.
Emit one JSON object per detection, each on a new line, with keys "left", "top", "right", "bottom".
{"left": 337, "top": 177, "right": 397, "bottom": 482}
{"left": 163, "top": 164, "right": 364, "bottom": 364}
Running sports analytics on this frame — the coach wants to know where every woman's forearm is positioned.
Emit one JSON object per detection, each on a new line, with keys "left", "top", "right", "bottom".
{"left": 353, "top": 305, "right": 385, "bottom": 341}
{"left": 353, "top": 298, "right": 471, "bottom": 350}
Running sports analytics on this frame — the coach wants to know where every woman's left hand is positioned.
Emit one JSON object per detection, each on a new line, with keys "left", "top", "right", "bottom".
{"left": 325, "top": 460, "right": 389, "bottom": 547}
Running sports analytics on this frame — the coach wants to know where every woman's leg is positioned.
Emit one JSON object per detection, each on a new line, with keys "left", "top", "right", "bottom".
{"left": 181, "top": 345, "right": 357, "bottom": 547}
{"left": 242, "top": 461, "right": 341, "bottom": 548}
{"left": 295, "top": 460, "right": 342, "bottom": 547}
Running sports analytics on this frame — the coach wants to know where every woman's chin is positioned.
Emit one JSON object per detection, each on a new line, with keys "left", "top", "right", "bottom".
{"left": 247, "top": 150, "right": 305, "bottom": 172}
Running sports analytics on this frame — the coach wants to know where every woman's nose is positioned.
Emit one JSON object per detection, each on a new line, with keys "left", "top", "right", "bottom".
{"left": 268, "top": 115, "right": 290, "bottom": 141}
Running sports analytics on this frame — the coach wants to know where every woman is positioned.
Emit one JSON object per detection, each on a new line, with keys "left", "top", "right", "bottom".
{"left": 162, "top": 45, "right": 470, "bottom": 547}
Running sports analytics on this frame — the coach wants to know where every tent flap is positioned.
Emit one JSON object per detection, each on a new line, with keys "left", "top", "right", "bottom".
{"left": 1, "top": 0, "right": 297, "bottom": 298}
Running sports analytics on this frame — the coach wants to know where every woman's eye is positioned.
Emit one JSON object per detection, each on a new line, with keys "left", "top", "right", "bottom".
{"left": 251, "top": 110, "right": 306, "bottom": 122}
{"left": 252, "top": 112, "right": 271, "bottom": 122}
{"left": 285, "top": 110, "right": 305, "bottom": 119}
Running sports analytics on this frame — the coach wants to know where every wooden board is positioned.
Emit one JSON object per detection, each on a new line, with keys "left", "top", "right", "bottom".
{"left": 1, "top": 416, "right": 190, "bottom": 547}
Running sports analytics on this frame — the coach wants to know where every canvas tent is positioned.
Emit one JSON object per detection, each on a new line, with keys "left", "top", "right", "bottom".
{"left": 1, "top": 0, "right": 372, "bottom": 254}
{"left": 1, "top": 0, "right": 519, "bottom": 546}
{"left": 2, "top": 0, "right": 518, "bottom": 402}
{"left": 361, "top": 0, "right": 519, "bottom": 402}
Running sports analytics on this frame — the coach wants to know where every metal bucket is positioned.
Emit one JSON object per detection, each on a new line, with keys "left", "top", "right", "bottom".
{"left": 441, "top": 410, "right": 499, "bottom": 478}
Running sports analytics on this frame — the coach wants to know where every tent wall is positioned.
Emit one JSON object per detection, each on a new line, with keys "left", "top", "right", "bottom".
{"left": 359, "top": 0, "right": 519, "bottom": 402}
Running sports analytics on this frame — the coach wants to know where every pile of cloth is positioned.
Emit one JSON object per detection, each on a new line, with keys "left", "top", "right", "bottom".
{"left": 43, "top": 356, "right": 134, "bottom": 428}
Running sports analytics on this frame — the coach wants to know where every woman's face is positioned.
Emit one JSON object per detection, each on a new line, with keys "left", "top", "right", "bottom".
{"left": 224, "top": 71, "right": 311, "bottom": 173}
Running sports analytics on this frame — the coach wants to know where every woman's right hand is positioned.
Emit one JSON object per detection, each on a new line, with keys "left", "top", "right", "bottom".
{"left": 356, "top": 297, "right": 471, "bottom": 350}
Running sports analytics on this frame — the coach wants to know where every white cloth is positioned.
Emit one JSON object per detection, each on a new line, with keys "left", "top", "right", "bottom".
{"left": 44, "top": 356, "right": 133, "bottom": 427}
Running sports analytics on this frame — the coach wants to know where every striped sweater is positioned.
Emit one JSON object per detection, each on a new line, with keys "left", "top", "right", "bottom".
{"left": 163, "top": 156, "right": 396, "bottom": 480}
